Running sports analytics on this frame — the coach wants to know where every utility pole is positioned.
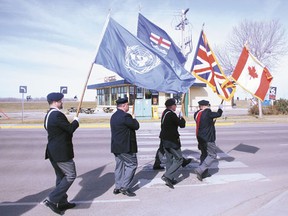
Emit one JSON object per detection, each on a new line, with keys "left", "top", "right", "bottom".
{"left": 175, "top": 8, "right": 190, "bottom": 53}
{"left": 175, "top": 8, "right": 191, "bottom": 117}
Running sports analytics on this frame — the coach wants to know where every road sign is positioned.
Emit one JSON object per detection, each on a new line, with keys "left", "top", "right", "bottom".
{"left": 269, "top": 86, "right": 277, "bottom": 100}
{"left": 19, "top": 86, "right": 27, "bottom": 93}
{"left": 60, "top": 86, "right": 68, "bottom": 94}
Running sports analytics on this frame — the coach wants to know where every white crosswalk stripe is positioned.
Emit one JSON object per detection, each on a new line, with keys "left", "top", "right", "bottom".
{"left": 135, "top": 130, "right": 270, "bottom": 186}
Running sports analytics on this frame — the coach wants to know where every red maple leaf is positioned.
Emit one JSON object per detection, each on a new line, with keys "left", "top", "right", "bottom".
{"left": 248, "top": 66, "right": 258, "bottom": 79}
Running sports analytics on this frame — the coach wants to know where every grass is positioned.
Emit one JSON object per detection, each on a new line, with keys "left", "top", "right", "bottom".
{"left": 0, "top": 100, "right": 102, "bottom": 124}
{"left": 0, "top": 100, "right": 96, "bottom": 112}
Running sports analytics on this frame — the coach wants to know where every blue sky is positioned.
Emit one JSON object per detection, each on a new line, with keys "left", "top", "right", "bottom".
{"left": 1, "top": 0, "right": 287, "bottom": 100}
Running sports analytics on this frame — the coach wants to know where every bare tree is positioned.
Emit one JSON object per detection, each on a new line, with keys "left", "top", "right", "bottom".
{"left": 214, "top": 44, "right": 234, "bottom": 75}
{"left": 226, "top": 19, "right": 287, "bottom": 71}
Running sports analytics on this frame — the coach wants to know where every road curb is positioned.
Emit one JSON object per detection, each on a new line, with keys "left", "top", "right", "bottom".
{"left": 0, "top": 122, "right": 235, "bottom": 129}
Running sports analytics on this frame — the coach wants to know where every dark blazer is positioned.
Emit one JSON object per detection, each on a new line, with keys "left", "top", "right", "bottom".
{"left": 159, "top": 108, "right": 186, "bottom": 146}
{"left": 44, "top": 108, "right": 79, "bottom": 162}
{"left": 194, "top": 108, "right": 222, "bottom": 143}
{"left": 110, "top": 109, "right": 140, "bottom": 154}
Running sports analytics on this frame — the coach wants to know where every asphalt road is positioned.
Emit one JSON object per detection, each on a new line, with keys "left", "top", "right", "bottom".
{"left": 0, "top": 122, "right": 288, "bottom": 216}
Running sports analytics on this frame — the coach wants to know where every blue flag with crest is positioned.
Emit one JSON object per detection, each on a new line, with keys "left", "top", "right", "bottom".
{"left": 137, "top": 13, "right": 186, "bottom": 65}
{"left": 94, "top": 18, "right": 195, "bottom": 93}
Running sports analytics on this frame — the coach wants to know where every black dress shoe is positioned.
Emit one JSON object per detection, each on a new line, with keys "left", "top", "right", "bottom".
{"left": 161, "top": 175, "right": 174, "bottom": 189}
{"left": 171, "top": 179, "right": 178, "bottom": 185}
{"left": 43, "top": 199, "right": 64, "bottom": 215}
{"left": 153, "top": 165, "right": 165, "bottom": 170}
{"left": 58, "top": 202, "right": 76, "bottom": 211}
{"left": 113, "top": 188, "right": 121, "bottom": 195}
{"left": 120, "top": 188, "right": 136, "bottom": 197}
{"left": 202, "top": 169, "right": 212, "bottom": 179}
{"left": 202, "top": 173, "right": 212, "bottom": 179}
{"left": 182, "top": 158, "right": 192, "bottom": 167}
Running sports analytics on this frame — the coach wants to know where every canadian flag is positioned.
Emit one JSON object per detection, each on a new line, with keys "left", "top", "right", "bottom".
{"left": 232, "top": 46, "right": 273, "bottom": 101}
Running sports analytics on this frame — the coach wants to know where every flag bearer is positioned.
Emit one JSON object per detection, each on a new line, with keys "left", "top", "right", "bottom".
{"left": 194, "top": 100, "right": 223, "bottom": 181}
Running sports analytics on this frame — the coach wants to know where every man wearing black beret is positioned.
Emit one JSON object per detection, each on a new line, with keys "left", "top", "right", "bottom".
{"left": 153, "top": 99, "right": 192, "bottom": 170}
{"left": 110, "top": 97, "right": 139, "bottom": 196}
{"left": 159, "top": 98, "right": 188, "bottom": 189}
{"left": 194, "top": 99, "right": 223, "bottom": 181}
{"left": 43, "top": 92, "right": 79, "bottom": 215}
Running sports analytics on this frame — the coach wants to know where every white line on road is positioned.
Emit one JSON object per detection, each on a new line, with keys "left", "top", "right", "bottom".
{"left": 138, "top": 160, "right": 247, "bottom": 169}
{"left": 203, "top": 173, "right": 270, "bottom": 185}
{"left": 279, "top": 143, "right": 288, "bottom": 146}
{"left": 138, "top": 146, "right": 198, "bottom": 152}
{"left": 0, "top": 199, "right": 140, "bottom": 207}
{"left": 137, "top": 132, "right": 195, "bottom": 136}
{"left": 137, "top": 173, "right": 269, "bottom": 188}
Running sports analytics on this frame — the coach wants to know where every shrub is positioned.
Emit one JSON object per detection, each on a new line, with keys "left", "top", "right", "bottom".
{"left": 274, "top": 98, "right": 288, "bottom": 114}
{"left": 249, "top": 104, "right": 259, "bottom": 115}
{"left": 248, "top": 98, "right": 288, "bottom": 115}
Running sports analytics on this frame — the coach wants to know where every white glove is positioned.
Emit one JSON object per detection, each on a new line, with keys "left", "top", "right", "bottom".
{"left": 178, "top": 111, "right": 182, "bottom": 118}
{"left": 219, "top": 104, "right": 223, "bottom": 110}
{"left": 73, "top": 117, "right": 79, "bottom": 122}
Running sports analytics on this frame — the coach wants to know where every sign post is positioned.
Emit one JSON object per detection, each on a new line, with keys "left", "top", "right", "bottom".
{"left": 60, "top": 86, "right": 68, "bottom": 94}
{"left": 19, "top": 86, "right": 27, "bottom": 123}
{"left": 269, "top": 86, "right": 277, "bottom": 106}
{"left": 60, "top": 86, "right": 68, "bottom": 109}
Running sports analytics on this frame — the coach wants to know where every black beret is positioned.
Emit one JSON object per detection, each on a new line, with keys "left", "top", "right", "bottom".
{"left": 47, "top": 92, "right": 64, "bottom": 102}
{"left": 165, "top": 98, "right": 176, "bottom": 107}
{"left": 116, "top": 97, "right": 128, "bottom": 104}
{"left": 198, "top": 100, "right": 210, "bottom": 106}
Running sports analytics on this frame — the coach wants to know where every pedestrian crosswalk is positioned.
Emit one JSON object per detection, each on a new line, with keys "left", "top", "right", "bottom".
{"left": 135, "top": 129, "right": 270, "bottom": 187}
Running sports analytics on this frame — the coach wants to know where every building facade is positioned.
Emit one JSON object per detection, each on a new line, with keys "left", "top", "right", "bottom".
{"left": 86, "top": 76, "right": 225, "bottom": 113}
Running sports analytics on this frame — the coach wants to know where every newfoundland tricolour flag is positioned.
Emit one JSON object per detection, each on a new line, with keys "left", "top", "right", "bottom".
{"left": 232, "top": 46, "right": 273, "bottom": 101}
{"left": 94, "top": 17, "right": 195, "bottom": 93}
{"left": 137, "top": 13, "right": 186, "bottom": 65}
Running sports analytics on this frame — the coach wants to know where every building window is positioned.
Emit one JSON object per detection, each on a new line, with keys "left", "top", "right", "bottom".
{"left": 111, "top": 87, "right": 117, "bottom": 105}
{"left": 104, "top": 88, "right": 110, "bottom": 105}
{"left": 150, "top": 90, "right": 159, "bottom": 105}
{"left": 118, "top": 86, "right": 127, "bottom": 99}
{"left": 136, "top": 87, "right": 144, "bottom": 99}
{"left": 111, "top": 86, "right": 128, "bottom": 105}
{"left": 129, "top": 86, "right": 136, "bottom": 105}
{"left": 97, "top": 89, "right": 105, "bottom": 105}
{"left": 145, "top": 89, "right": 152, "bottom": 99}
{"left": 173, "top": 93, "right": 182, "bottom": 104}
{"left": 97, "top": 88, "right": 111, "bottom": 105}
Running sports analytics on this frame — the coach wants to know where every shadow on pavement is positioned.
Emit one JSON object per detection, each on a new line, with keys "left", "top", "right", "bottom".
{"left": 0, "top": 188, "right": 51, "bottom": 216}
{"left": 0, "top": 165, "right": 115, "bottom": 214}
{"left": 131, "top": 166, "right": 159, "bottom": 191}
{"left": 73, "top": 165, "right": 114, "bottom": 209}
{"left": 231, "top": 143, "right": 260, "bottom": 154}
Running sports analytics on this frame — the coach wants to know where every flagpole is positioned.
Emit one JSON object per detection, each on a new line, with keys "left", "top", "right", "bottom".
{"left": 213, "top": 99, "right": 224, "bottom": 123}
{"left": 76, "top": 63, "right": 94, "bottom": 116}
{"left": 132, "top": 85, "right": 136, "bottom": 115}
{"left": 220, "top": 99, "right": 224, "bottom": 119}
{"left": 76, "top": 11, "right": 111, "bottom": 117}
